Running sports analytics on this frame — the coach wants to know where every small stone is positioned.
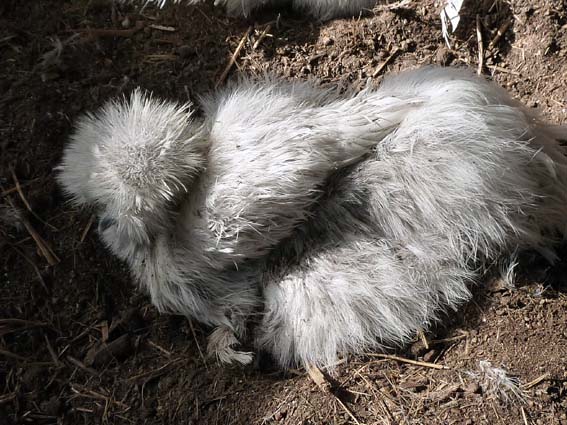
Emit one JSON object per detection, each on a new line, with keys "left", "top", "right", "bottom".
{"left": 464, "top": 382, "right": 481, "bottom": 394}
{"left": 423, "top": 349, "right": 438, "bottom": 363}
{"left": 400, "top": 378, "right": 428, "bottom": 392}
{"left": 321, "top": 36, "right": 334, "bottom": 46}
{"left": 178, "top": 45, "right": 195, "bottom": 59}
{"left": 436, "top": 47, "right": 454, "bottom": 66}
{"left": 84, "top": 334, "right": 133, "bottom": 367}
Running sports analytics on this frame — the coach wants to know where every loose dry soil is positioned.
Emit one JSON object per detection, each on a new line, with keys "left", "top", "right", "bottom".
{"left": 1, "top": 0, "right": 566, "bottom": 424}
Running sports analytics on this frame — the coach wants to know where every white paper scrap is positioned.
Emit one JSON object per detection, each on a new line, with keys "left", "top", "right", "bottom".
{"left": 441, "top": 0, "right": 465, "bottom": 48}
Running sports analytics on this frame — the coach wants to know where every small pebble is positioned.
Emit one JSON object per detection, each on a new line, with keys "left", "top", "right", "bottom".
{"left": 321, "top": 36, "right": 334, "bottom": 46}
{"left": 436, "top": 47, "right": 454, "bottom": 66}
{"left": 178, "top": 45, "right": 195, "bottom": 59}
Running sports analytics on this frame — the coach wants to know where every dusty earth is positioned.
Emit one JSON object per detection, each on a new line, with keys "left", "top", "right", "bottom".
{"left": 1, "top": 0, "right": 567, "bottom": 424}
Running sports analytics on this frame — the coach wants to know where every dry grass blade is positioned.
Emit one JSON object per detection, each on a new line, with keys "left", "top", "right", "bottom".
{"left": 522, "top": 372, "right": 551, "bottom": 390}
{"left": 521, "top": 406, "right": 529, "bottom": 425}
{"left": 4, "top": 191, "right": 59, "bottom": 265}
{"left": 374, "top": 0, "right": 413, "bottom": 11}
{"left": 80, "top": 214, "right": 95, "bottom": 243}
{"left": 9, "top": 243, "right": 49, "bottom": 291}
{"left": 0, "top": 393, "right": 17, "bottom": 405}
{"left": 10, "top": 169, "right": 56, "bottom": 231}
{"left": 1, "top": 178, "right": 39, "bottom": 197}
{"left": 148, "top": 24, "right": 176, "bottom": 32}
{"left": 365, "top": 353, "right": 449, "bottom": 370}
{"left": 126, "top": 358, "right": 184, "bottom": 381}
{"left": 188, "top": 319, "right": 208, "bottom": 368}
{"left": 20, "top": 216, "right": 60, "bottom": 265}
{"left": 10, "top": 168, "right": 32, "bottom": 212}
{"left": 335, "top": 396, "right": 363, "bottom": 425}
{"left": 68, "top": 21, "right": 144, "bottom": 39}
{"left": 71, "top": 383, "right": 130, "bottom": 409}
{"left": 0, "top": 349, "right": 28, "bottom": 362}
{"left": 66, "top": 355, "right": 98, "bottom": 376}
{"left": 430, "top": 333, "right": 467, "bottom": 345}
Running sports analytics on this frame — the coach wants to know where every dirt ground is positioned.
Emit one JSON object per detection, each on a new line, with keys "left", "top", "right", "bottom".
{"left": 1, "top": 0, "right": 567, "bottom": 424}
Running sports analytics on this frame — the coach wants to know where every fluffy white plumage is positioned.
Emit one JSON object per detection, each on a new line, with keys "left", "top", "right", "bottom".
{"left": 57, "top": 66, "right": 567, "bottom": 369}
{"left": 133, "top": 0, "right": 379, "bottom": 20}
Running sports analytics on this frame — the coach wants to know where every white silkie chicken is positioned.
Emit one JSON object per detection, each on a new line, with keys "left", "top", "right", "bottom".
{"left": 132, "top": 0, "right": 379, "bottom": 20}
{"left": 57, "top": 66, "right": 567, "bottom": 369}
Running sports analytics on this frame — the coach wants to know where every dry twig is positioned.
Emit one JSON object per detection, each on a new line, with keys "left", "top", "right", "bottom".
{"left": 417, "top": 329, "right": 429, "bottom": 350}
{"left": 476, "top": 15, "right": 484, "bottom": 75}
{"left": 216, "top": 26, "right": 252, "bottom": 88}
{"left": 488, "top": 18, "right": 513, "bottom": 51}
{"left": 253, "top": 24, "right": 272, "bottom": 50}
{"left": 306, "top": 364, "right": 332, "bottom": 392}
{"left": 372, "top": 47, "right": 400, "bottom": 78}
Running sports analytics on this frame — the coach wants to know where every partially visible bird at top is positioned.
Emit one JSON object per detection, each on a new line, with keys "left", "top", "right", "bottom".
{"left": 127, "top": 0, "right": 381, "bottom": 20}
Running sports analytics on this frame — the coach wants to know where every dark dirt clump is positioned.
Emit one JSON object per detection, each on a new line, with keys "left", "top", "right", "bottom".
{"left": 1, "top": 1, "right": 566, "bottom": 424}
